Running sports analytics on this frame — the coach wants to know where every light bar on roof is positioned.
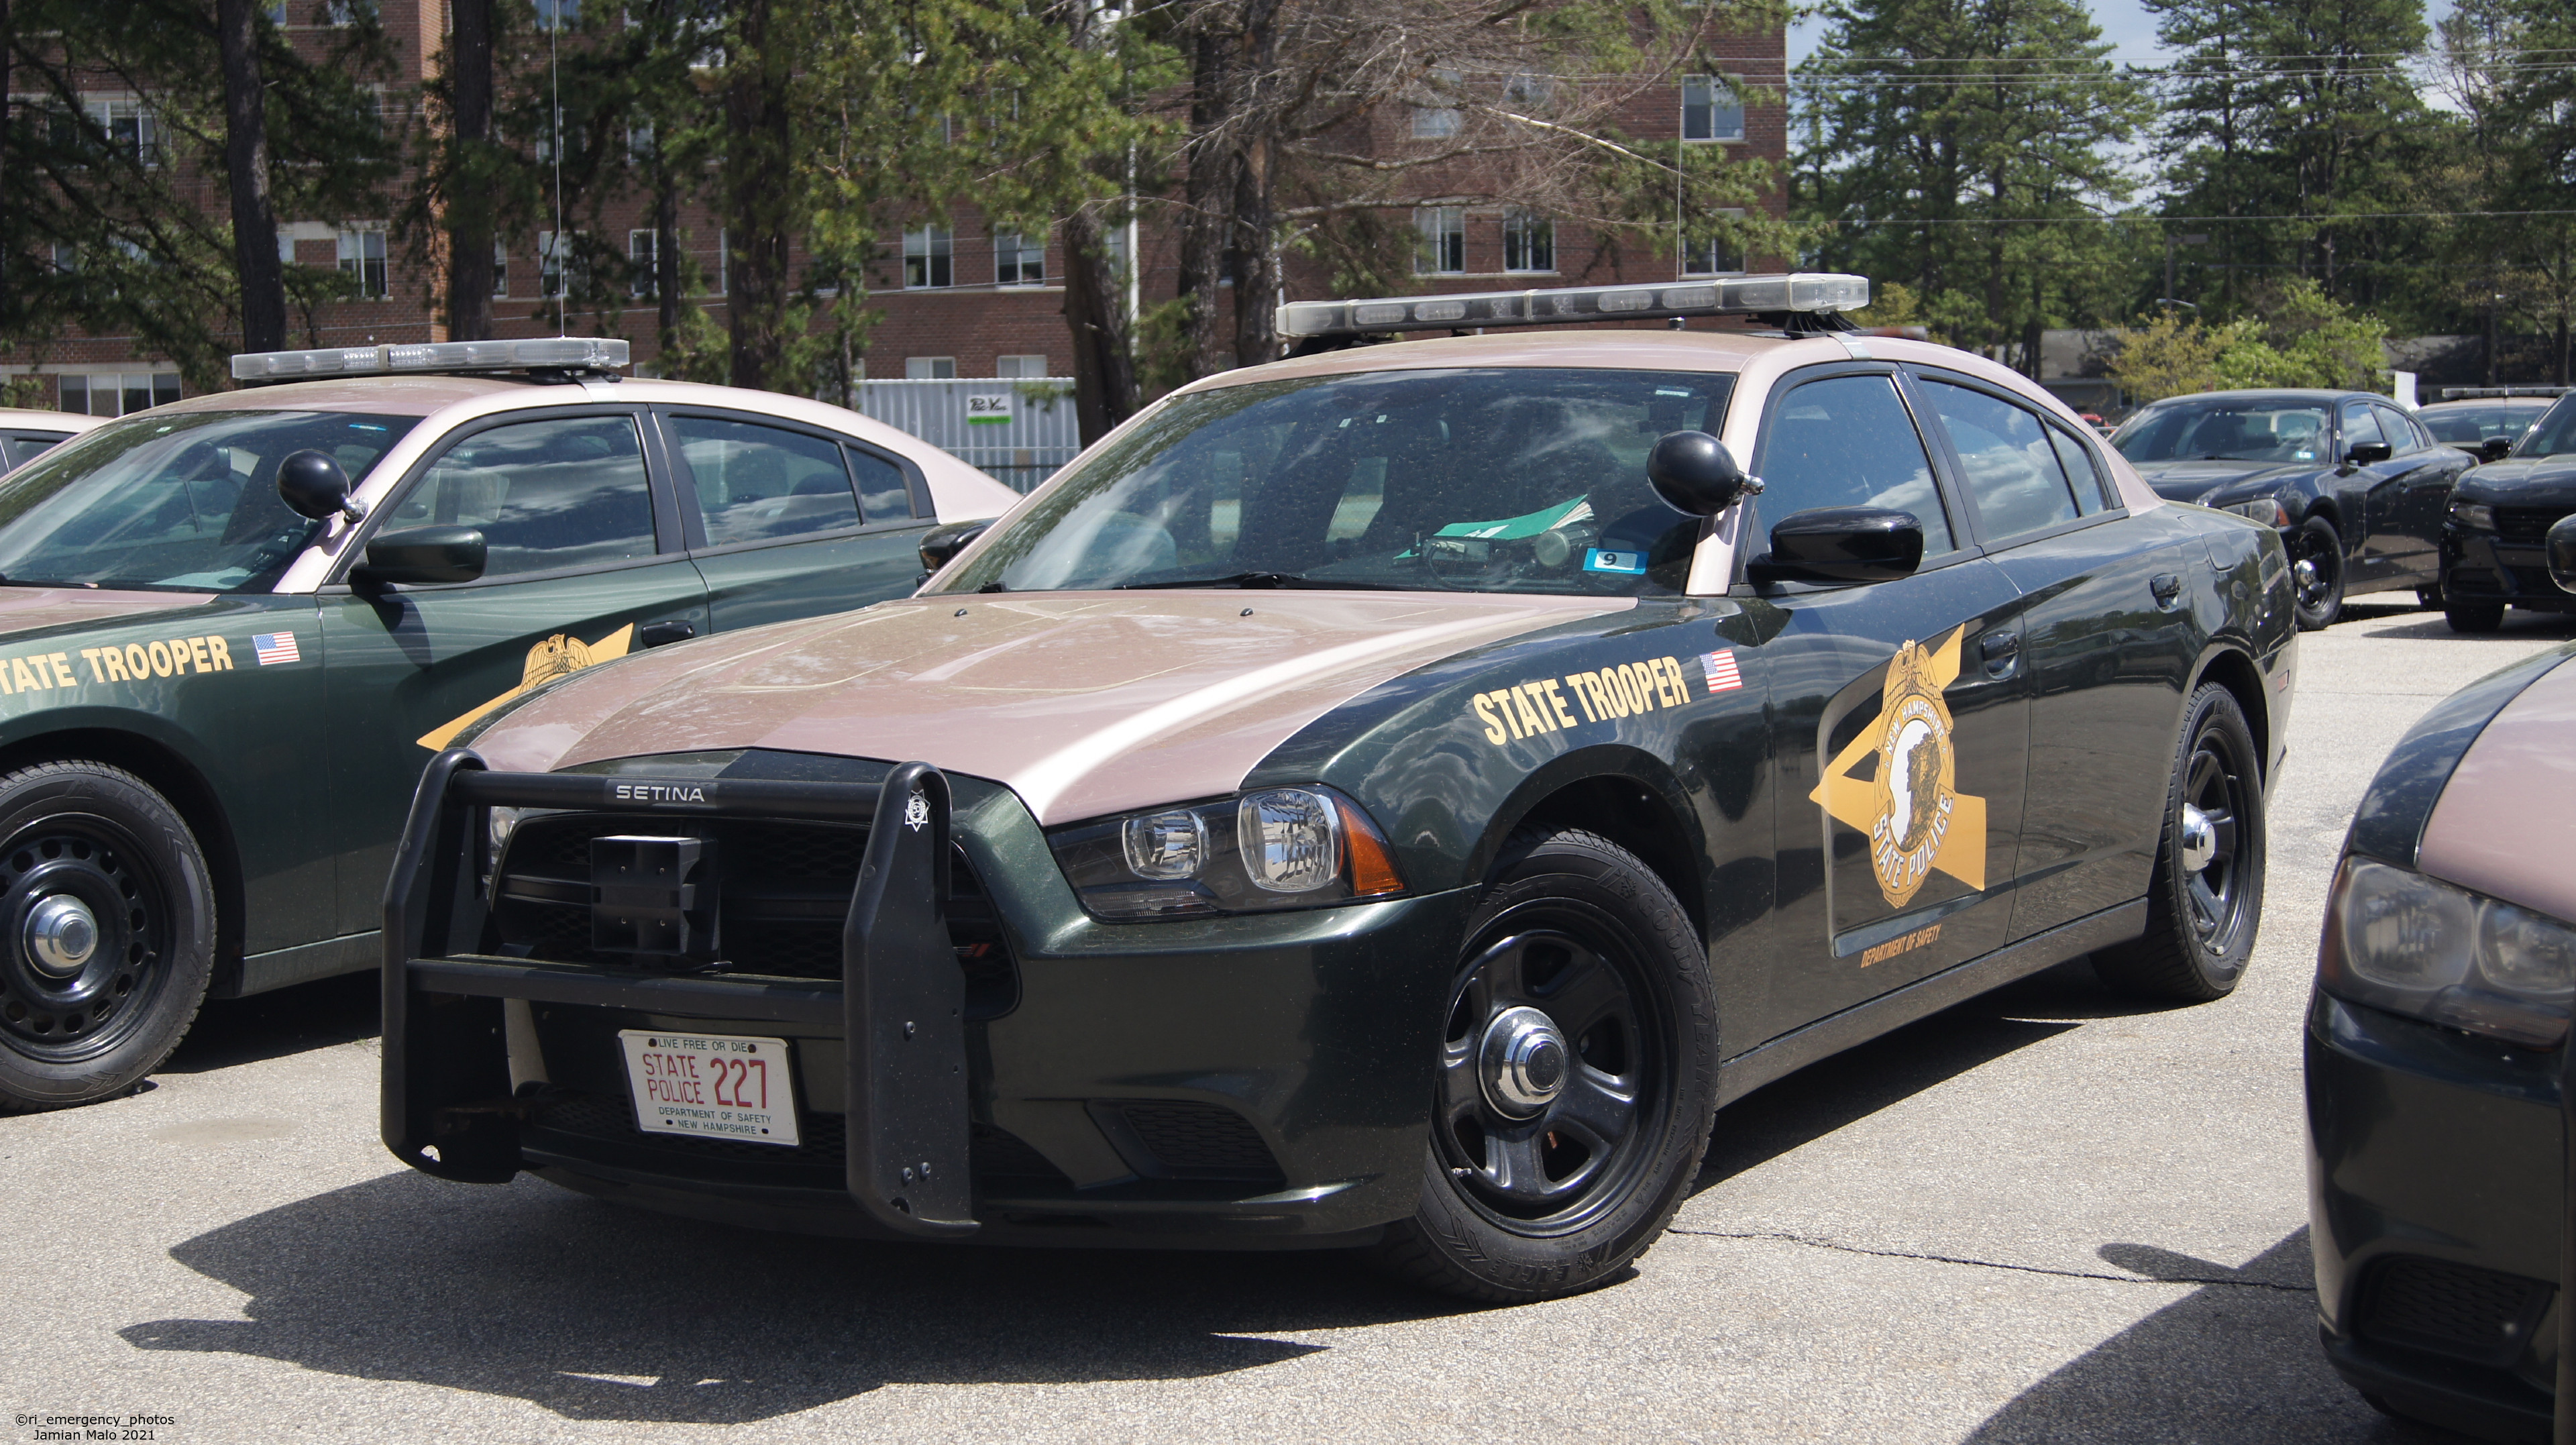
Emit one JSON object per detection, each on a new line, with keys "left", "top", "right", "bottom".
{"left": 230, "top": 336, "right": 631, "bottom": 382}
{"left": 1277, "top": 274, "right": 1872, "bottom": 340}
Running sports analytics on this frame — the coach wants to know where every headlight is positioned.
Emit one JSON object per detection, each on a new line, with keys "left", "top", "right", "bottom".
{"left": 2451, "top": 501, "right": 2496, "bottom": 531}
{"left": 2318, "top": 857, "right": 2576, "bottom": 1047}
{"left": 2222, "top": 498, "right": 2290, "bottom": 527}
{"left": 1050, "top": 786, "right": 1406, "bottom": 920}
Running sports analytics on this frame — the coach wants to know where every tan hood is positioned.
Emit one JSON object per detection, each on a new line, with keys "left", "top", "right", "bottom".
{"left": 2418, "top": 656, "right": 2576, "bottom": 924}
{"left": 472, "top": 591, "right": 1630, "bottom": 824}
{"left": 0, "top": 587, "right": 207, "bottom": 637}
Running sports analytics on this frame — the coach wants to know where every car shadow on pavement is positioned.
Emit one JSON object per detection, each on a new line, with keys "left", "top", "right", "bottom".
{"left": 2348, "top": 610, "right": 2576, "bottom": 642}
{"left": 160, "top": 971, "right": 380, "bottom": 1075}
{"left": 1965, "top": 1229, "right": 2438, "bottom": 1444}
{"left": 119, "top": 1167, "right": 1458, "bottom": 1424}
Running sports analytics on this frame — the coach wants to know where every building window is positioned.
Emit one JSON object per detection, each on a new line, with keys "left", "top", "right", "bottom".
{"left": 905, "top": 357, "right": 956, "bottom": 380}
{"left": 628, "top": 229, "right": 657, "bottom": 298}
{"left": 534, "top": 0, "right": 578, "bottom": 29}
{"left": 1413, "top": 207, "right": 1465, "bottom": 275}
{"left": 534, "top": 104, "right": 565, "bottom": 164}
{"left": 1682, "top": 212, "right": 1746, "bottom": 276}
{"left": 263, "top": 0, "right": 288, "bottom": 21}
{"left": 1503, "top": 210, "right": 1554, "bottom": 273}
{"left": 337, "top": 227, "right": 388, "bottom": 298}
{"left": 713, "top": 229, "right": 728, "bottom": 296}
{"left": 995, "top": 231, "right": 1044, "bottom": 286}
{"left": 1503, "top": 73, "right": 1553, "bottom": 110}
{"left": 83, "top": 97, "right": 160, "bottom": 166}
{"left": 1682, "top": 76, "right": 1743, "bottom": 143}
{"left": 625, "top": 122, "right": 653, "bottom": 162}
{"left": 1412, "top": 68, "right": 1461, "bottom": 139}
{"left": 58, "top": 372, "right": 180, "bottom": 417}
{"left": 539, "top": 230, "right": 582, "bottom": 298}
{"left": 321, "top": 0, "right": 376, "bottom": 25}
{"left": 492, "top": 239, "right": 508, "bottom": 298}
{"left": 995, "top": 355, "right": 1048, "bottom": 378}
{"left": 904, "top": 225, "right": 953, "bottom": 288}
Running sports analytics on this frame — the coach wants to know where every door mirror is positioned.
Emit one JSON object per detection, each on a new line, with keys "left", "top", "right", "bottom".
{"left": 276, "top": 449, "right": 362, "bottom": 522}
{"left": 2476, "top": 436, "right": 2515, "bottom": 464}
{"left": 1749, "top": 506, "right": 1925, "bottom": 584}
{"left": 918, "top": 519, "right": 991, "bottom": 573}
{"left": 2344, "top": 441, "right": 2393, "bottom": 467}
{"left": 356, "top": 525, "right": 486, "bottom": 586}
{"left": 1646, "top": 431, "right": 1762, "bottom": 517}
{"left": 2548, "top": 515, "right": 2576, "bottom": 596}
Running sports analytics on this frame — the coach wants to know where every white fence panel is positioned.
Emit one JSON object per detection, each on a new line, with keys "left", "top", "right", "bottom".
{"left": 856, "top": 378, "right": 1082, "bottom": 494}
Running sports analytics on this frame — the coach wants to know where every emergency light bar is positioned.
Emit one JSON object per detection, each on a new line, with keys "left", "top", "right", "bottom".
{"left": 1277, "top": 273, "right": 1870, "bottom": 340}
{"left": 231, "top": 335, "right": 630, "bottom": 382}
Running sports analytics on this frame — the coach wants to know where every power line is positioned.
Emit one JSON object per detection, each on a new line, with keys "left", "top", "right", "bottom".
{"left": 1839, "top": 208, "right": 2576, "bottom": 226}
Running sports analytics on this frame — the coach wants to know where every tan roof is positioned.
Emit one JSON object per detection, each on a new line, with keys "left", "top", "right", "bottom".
{"left": 1192, "top": 327, "right": 1794, "bottom": 392}
{"left": 155, "top": 375, "right": 535, "bottom": 417}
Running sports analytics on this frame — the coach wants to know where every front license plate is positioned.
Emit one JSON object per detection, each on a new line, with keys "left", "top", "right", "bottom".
{"left": 616, "top": 1030, "right": 802, "bottom": 1147}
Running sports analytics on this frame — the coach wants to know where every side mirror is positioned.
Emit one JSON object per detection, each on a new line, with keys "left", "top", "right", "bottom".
{"left": 2476, "top": 436, "right": 2515, "bottom": 464}
{"left": 1647, "top": 431, "right": 1762, "bottom": 517}
{"left": 2548, "top": 514, "right": 2576, "bottom": 596}
{"left": 1748, "top": 506, "right": 1925, "bottom": 585}
{"left": 355, "top": 525, "right": 486, "bottom": 586}
{"left": 2344, "top": 441, "right": 2394, "bottom": 468}
{"left": 276, "top": 449, "right": 364, "bottom": 522}
{"left": 918, "top": 519, "right": 992, "bottom": 573}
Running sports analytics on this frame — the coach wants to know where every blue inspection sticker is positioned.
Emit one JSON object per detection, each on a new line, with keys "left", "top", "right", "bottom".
{"left": 1584, "top": 548, "right": 1647, "bottom": 575}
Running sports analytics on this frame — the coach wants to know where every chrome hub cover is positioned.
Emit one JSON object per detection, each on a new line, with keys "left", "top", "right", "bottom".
{"left": 24, "top": 894, "right": 99, "bottom": 977}
{"left": 2178, "top": 804, "right": 2217, "bottom": 873}
{"left": 1479, "top": 1005, "right": 1570, "bottom": 1118}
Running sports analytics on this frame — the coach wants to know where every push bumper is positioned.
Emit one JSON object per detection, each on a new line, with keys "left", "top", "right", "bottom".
{"left": 2444, "top": 523, "right": 2575, "bottom": 612}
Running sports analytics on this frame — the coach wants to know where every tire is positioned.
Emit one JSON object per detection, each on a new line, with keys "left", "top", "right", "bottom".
{"left": 2094, "top": 683, "right": 2265, "bottom": 1002}
{"left": 0, "top": 761, "right": 215, "bottom": 1112}
{"left": 2445, "top": 604, "right": 2504, "bottom": 634}
{"left": 2290, "top": 516, "right": 2345, "bottom": 631}
{"left": 1369, "top": 827, "right": 1717, "bottom": 1303}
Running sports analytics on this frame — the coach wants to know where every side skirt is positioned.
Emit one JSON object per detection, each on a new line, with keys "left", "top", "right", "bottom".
{"left": 1716, "top": 899, "right": 2149, "bottom": 1108}
{"left": 216, "top": 930, "right": 380, "bottom": 999}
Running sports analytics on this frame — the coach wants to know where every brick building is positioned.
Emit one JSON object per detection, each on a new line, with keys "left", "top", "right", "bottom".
{"left": 8, "top": 3, "right": 1785, "bottom": 419}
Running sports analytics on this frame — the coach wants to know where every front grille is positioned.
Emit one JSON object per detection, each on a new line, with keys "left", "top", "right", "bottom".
{"left": 529, "top": 1087, "right": 1071, "bottom": 1187}
{"left": 2496, "top": 506, "right": 2571, "bottom": 546}
{"left": 2357, "top": 1255, "right": 2554, "bottom": 1367}
{"left": 492, "top": 814, "right": 1017, "bottom": 1018}
{"left": 1110, "top": 1100, "right": 1285, "bottom": 1185}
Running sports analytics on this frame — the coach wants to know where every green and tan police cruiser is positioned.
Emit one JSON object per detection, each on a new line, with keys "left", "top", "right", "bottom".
{"left": 383, "top": 277, "right": 2296, "bottom": 1302}
{"left": 0, "top": 337, "right": 1017, "bottom": 1111}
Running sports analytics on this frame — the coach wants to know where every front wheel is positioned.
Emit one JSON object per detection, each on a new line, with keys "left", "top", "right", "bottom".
{"left": 0, "top": 761, "right": 215, "bottom": 1112}
{"left": 2290, "top": 517, "right": 2345, "bottom": 631}
{"left": 2094, "top": 683, "right": 2265, "bottom": 1002}
{"left": 1369, "top": 828, "right": 1717, "bottom": 1303}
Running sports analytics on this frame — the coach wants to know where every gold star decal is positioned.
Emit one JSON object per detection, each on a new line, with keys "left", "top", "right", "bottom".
{"left": 415, "top": 623, "right": 634, "bottom": 751}
{"left": 1808, "top": 626, "right": 1987, "bottom": 910}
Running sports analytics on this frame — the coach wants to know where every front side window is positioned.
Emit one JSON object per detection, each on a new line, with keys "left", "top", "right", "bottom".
{"left": 0, "top": 410, "right": 417, "bottom": 590}
{"left": 2340, "top": 403, "right": 2385, "bottom": 456}
{"left": 2112, "top": 398, "right": 2329, "bottom": 464}
{"left": 1919, "top": 379, "right": 2081, "bottom": 541}
{"left": 1756, "top": 374, "right": 1953, "bottom": 554}
{"left": 673, "top": 415, "right": 861, "bottom": 546}
{"left": 382, "top": 415, "right": 655, "bottom": 579}
{"left": 1414, "top": 207, "right": 1465, "bottom": 275}
{"left": 932, "top": 368, "right": 1733, "bottom": 598}
{"left": 905, "top": 225, "right": 953, "bottom": 288}
{"left": 2514, "top": 396, "right": 2576, "bottom": 459}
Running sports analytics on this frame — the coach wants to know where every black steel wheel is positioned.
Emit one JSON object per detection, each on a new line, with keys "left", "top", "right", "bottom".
{"left": 1371, "top": 828, "right": 1716, "bottom": 1302}
{"left": 0, "top": 762, "right": 213, "bottom": 1111}
{"left": 2290, "top": 516, "right": 2345, "bottom": 631}
{"left": 2445, "top": 604, "right": 2505, "bottom": 634}
{"left": 2095, "top": 682, "right": 2265, "bottom": 1002}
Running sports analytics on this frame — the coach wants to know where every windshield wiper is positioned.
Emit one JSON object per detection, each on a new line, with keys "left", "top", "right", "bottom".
{"left": 1118, "top": 572, "right": 1306, "bottom": 590}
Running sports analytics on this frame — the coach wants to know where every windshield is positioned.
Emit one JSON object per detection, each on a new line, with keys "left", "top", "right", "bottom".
{"left": 2514, "top": 395, "right": 2576, "bottom": 460}
{"left": 932, "top": 368, "right": 1732, "bottom": 598}
{"left": 2423, "top": 404, "right": 2542, "bottom": 446}
{"left": 2112, "top": 399, "right": 2330, "bottom": 465}
{"left": 0, "top": 409, "right": 419, "bottom": 591}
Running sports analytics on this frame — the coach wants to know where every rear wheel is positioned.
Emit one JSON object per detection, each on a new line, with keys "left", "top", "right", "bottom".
{"left": 0, "top": 761, "right": 214, "bottom": 1112}
{"left": 2290, "top": 517, "right": 2345, "bottom": 631}
{"left": 2094, "top": 684, "right": 2265, "bottom": 1002}
{"left": 1370, "top": 828, "right": 1716, "bottom": 1303}
{"left": 2445, "top": 604, "right": 2504, "bottom": 634}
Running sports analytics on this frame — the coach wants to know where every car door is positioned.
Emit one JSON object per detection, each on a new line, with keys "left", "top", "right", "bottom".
{"left": 319, "top": 405, "right": 712, "bottom": 936}
{"left": 2369, "top": 403, "right": 2463, "bottom": 584}
{"left": 1909, "top": 368, "right": 2206, "bottom": 943}
{"left": 2335, "top": 401, "right": 2417, "bottom": 584}
{"left": 659, "top": 407, "right": 939, "bottom": 633}
{"left": 1737, "top": 366, "right": 2031, "bottom": 1045}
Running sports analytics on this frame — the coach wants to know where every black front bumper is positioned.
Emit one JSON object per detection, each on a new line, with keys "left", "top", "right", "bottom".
{"left": 2444, "top": 517, "right": 2576, "bottom": 612}
{"left": 2306, "top": 989, "right": 2563, "bottom": 1441}
{"left": 382, "top": 750, "right": 1468, "bottom": 1248}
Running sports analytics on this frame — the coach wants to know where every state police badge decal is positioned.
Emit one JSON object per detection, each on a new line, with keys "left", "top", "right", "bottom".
{"left": 1809, "top": 627, "right": 1988, "bottom": 911}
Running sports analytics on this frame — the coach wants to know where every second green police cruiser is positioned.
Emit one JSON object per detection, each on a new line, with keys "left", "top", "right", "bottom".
{"left": 0, "top": 338, "right": 1017, "bottom": 1111}
{"left": 384, "top": 277, "right": 2296, "bottom": 1301}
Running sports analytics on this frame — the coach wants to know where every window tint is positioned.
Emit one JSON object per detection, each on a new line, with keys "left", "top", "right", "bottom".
{"left": 1757, "top": 374, "right": 1952, "bottom": 553}
{"left": 2047, "top": 427, "right": 2112, "bottom": 515}
{"left": 388, "top": 415, "right": 656, "bottom": 578}
{"left": 2341, "top": 403, "right": 2385, "bottom": 455}
{"left": 1, "top": 435, "right": 63, "bottom": 470}
{"left": 1918, "top": 380, "right": 2079, "bottom": 542}
{"left": 846, "top": 445, "right": 914, "bottom": 524}
{"left": 672, "top": 415, "right": 860, "bottom": 545}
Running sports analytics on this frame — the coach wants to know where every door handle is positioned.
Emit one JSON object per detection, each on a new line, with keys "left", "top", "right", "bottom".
{"left": 2150, "top": 572, "right": 2183, "bottom": 608}
{"left": 639, "top": 619, "right": 698, "bottom": 648}
{"left": 1979, "top": 630, "right": 2020, "bottom": 680}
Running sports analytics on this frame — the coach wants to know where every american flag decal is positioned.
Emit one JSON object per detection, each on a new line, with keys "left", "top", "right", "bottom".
{"left": 1702, "top": 648, "right": 1742, "bottom": 694}
{"left": 252, "top": 631, "right": 301, "bottom": 666}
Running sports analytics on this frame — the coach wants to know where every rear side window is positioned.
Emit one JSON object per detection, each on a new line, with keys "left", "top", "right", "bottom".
{"left": 672, "top": 415, "right": 862, "bottom": 545}
{"left": 846, "top": 445, "right": 916, "bottom": 524}
{"left": 1757, "top": 374, "right": 1953, "bottom": 555}
{"left": 390, "top": 415, "right": 657, "bottom": 578}
{"left": 1917, "top": 379, "right": 2080, "bottom": 543}
{"left": 2047, "top": 427, "right": 2114, "bottom": 514}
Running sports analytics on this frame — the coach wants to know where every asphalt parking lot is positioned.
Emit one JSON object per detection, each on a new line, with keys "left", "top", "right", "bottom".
{"left": 4, "top": 600, "right": 2569, "bottom": 1445}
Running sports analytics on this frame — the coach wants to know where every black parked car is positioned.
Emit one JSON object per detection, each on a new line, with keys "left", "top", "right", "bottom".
{"left": 2420, "top": 396, "right": 2557, "bottom": 464}
{"left": 2112, "top": 390, "right": 2470, "bottom": 630}
{"left": 2440, "top": 391, "right": 2576, "bottom": 633}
